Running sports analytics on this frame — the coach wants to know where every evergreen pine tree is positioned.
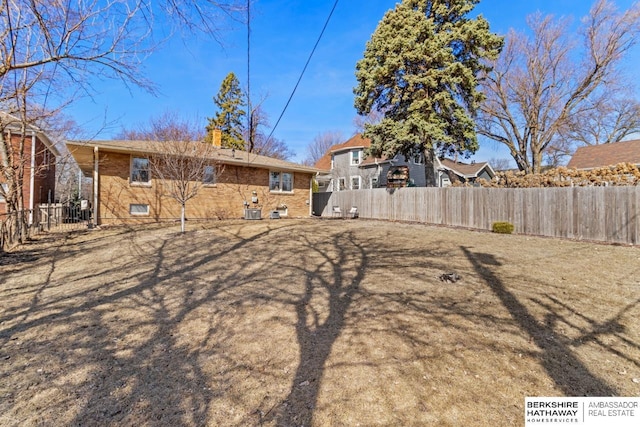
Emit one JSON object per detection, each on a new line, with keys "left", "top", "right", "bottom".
{"left": 354, "top": 0, "right": 503, "bottom": 186}
{"left": 206, "top": 72, "right": 246, "bottom": 149}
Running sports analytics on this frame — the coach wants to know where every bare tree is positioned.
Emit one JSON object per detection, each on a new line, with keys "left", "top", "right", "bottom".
{"left": 245, "top": 104, "right": 294, "bottom": 160}
{"left": 148, "top": 141, "right": 220, "bottom": 233}
{"left": 353, "top": 109, "right": 384, "bottom": 135}
{"left": 557, "top": 90, "right": 640, "bottom": 145}
{"left": 488, "top": 157, "right": 512, "bottom": 172}
{"left": 303, "top": 130, "right": 343, "bottom": 166}
{"left": 0, "top": 0, "right": 245, "bottom": 239}
{"left": 116, "top": 111, "right": 206, "bottom": 142}
{"left": 48, "top": 116, "right": 90, "bottom": 204}
{"left": 130, "top": 113, "right": 220, "bottom": 233}
{"left": 477, "top": 0, "right": 640, "bottom": 174}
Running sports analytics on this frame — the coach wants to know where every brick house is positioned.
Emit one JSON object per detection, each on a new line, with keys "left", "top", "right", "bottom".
{"left": 567, "top": 139, "right": 640, "bottom": 169}
{"left": 66, "top": 140, "right": 318, "bottom": 225}
{"left": 0, "top": 114, "right": 58, "bottom": 215}
{"left": 315, "top": 134, "right": 494, "bottom": 190}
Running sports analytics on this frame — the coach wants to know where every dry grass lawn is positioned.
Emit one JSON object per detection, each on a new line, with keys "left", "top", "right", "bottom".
{"left": 0, "top": 219, "right": 639, "bottom": 426}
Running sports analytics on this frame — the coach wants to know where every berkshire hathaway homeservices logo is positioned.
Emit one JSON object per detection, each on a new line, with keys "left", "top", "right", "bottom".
{"left": 525, "top": 397, "right": 639, "bottom": 426}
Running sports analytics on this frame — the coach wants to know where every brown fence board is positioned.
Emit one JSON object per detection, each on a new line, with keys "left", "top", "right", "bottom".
{"left": 320, "top": 187, "right": 640, "bottom": 245}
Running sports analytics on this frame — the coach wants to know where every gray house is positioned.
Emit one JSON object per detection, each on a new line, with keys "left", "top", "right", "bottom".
{"left": 315, "top": 134, "right": 495, "bottom": 191}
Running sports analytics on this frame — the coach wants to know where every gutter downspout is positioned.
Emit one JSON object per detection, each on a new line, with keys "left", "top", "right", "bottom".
{"left": 310, "top": 172, "right": 316, "bottom": 217}
{"left": 29, "top": 132, "right": 36, "bottom": 224}
{"left": 93, "top": 146, "right": 99, "bottom": 227}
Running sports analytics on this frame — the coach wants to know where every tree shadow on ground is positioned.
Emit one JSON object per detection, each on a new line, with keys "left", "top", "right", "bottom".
{"left": 261, "top": 231, "right": 367, "bottom": 426}
{"left": 0, "top": 221, "right": 299, "bottom": 425}
{"left": 2, "top": 221, "right": 639, "bottom": 426}
{"left": 461, "top": 246, "right": 618, "bottom": 396}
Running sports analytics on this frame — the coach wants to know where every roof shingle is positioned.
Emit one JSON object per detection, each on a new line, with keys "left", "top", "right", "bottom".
{"left": 567, "top": 140, "right": 640, "bottom": 169}
{"left": 67, "top": 140, "right": 319, "bottom": 175}
{"left": 439, "top": 158, "right": 491, "bottom": 178}
{"left": 314, "top": 134, "right": 370, "bottom": 171}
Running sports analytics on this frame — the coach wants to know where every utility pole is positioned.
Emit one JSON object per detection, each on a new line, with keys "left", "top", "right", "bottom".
{"left": 247, "top": 0, "right": 253, "bottom": 152}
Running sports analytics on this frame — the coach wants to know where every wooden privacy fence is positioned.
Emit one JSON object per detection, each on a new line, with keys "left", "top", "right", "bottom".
{"left": 320, "top": 187, "right": 640, "bottom": 245}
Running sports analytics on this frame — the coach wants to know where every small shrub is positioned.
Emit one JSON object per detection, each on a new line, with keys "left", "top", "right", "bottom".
{"left": 492, "top": 221, "right": 514, "bottom": 234}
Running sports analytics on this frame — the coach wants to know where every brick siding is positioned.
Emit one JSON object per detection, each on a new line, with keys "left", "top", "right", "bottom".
{"left": 0, "top": 133, "right": 56, "bottom": 214}
{"left": 97, "top": 152, "right": 313, "bottom": 224}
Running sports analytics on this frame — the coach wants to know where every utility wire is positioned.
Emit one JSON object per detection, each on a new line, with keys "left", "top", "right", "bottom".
{"left": 264, "top": 0, "right": 340, "bottom": 145}
{"left": 247, "top": 0, "right": 253, "bottom": 151}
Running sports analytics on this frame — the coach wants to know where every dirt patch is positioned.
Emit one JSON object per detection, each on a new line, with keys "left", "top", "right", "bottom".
{"left": 1, "top": 219, "right": 639, "bottom": 426}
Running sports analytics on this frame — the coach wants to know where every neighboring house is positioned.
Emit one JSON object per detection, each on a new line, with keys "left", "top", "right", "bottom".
{"left": 314, "top": 134, "right": 379, "bottom": 191}
{"left": 438, "top": 158, "right": 495, "bottom": 187}
{"left": 66, "top": 140, "right": 318, "bottom": 225}
{"left": 567, "top": 140, "right": 640, "bottom": 170}
{"left": 0, "top": 114, "right": 58, "bottom": 215}
{"left": 315, "top": 134, "right": 494, "bottom": 190}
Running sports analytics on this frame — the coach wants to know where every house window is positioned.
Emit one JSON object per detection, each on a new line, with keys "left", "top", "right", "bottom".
{"left": 351, "top": 176, "right": 361, "bottom": 190}
{"left": 270, "top": 171, "right": 293, "bottom": 192}
{"left": 370, "top": 177, "right": 379, "bottom": 188}
{"left": 338, "top": 177, "right": 346, "bottom": 191}
{"left": 275, "top": 204, "right": 288, "bottom": 217}
{"left": 203, "top": 165, "right": 216, "bottom": 185}
{"left": 351, "top": 150, "right": 361, "bottom": 165}
{"left": 413, "top": 153, "right": 423, "bottom": 164}
{"left": 0, "top": 183, "right": 8, "bottom": 202}
{"left": 43, "top": 149, "right": 51, "bottom": 170}
{"left": 131, "top": 157, "right": 150, "bottom": 185}
{"left": 129, "top": 204, "right": 149, "bottom": 215}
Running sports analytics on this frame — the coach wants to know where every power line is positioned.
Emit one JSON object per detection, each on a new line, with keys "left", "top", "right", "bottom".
{"left": 264, "top": 0, "right": 340, "bottom": 145}
{"left": 247, "top": 0, "right": 253, "bottom": 151}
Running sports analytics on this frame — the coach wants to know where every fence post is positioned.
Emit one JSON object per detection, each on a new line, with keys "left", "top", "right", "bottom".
{"left": 47, "top": 203, "right": 51, "bottom": 231}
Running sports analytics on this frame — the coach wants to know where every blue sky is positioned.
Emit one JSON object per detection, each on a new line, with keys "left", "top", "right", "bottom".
{"left": 67, "top": 0, "right": 640, "bottom": 165}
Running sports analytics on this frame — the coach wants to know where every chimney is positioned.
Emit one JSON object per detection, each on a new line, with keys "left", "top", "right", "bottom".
{"left": 212, "top": 129, "right": 222, "bottom": 147}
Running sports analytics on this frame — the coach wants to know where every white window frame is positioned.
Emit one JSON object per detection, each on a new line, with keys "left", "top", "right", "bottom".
{"left": 351, "top": 150, "right": 361, "bottom": 165}
{"left": 413, "top": 153, "right": 423, "bottom": 164}
{"left": 43, "top": 149, "right": 51, "bottom": 170}
{"left": 337, "top": 177, "right": 346, "bottom": 191}
{"left": 350, "top": 175, "right": 361, "bottom": 190}
{"left": 269, "top": 171, "right": 294, "bottom": 193}
{"left": 131, "top": 156, "right": 151, "bottom": 186}
{"left": 203, "top": 165, "right": 217, "bottom": 185}
{"left": 0, "top": 183, "right": 8, "bottom": 202}
{"left": 129, "top": 203, "right": 149, "bottom": 216}
{"left": 275, "top": 204, "right": 288, "bottom": 217}
{"left": 370, "top": 177, "right": 379, "bottom": 188}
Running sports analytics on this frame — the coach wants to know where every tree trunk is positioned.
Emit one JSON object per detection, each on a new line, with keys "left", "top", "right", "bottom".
{"left": 531, "top": 149, "right": 543, "bottom": 174}
{"left": 181, "top": 203, "right": 186, "bottom": 233}
{"left": 17, "top": 132, "right": 27, "bottom": 244}
{"left": 424, "top": 147, "right": 437, "bottom": 187}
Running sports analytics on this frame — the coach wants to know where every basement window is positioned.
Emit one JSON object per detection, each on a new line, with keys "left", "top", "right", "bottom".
{"left": 129, "top": 204, "right": 149, "bottom": 215}
{"left": 275, "top": 204, "right": 288, "bottom": 217}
